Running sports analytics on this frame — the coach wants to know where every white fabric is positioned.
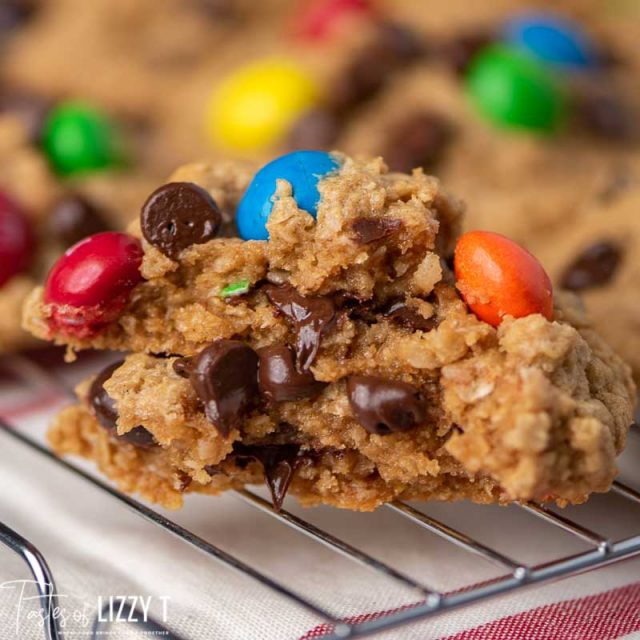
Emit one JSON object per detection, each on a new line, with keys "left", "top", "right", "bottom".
{"left": 0, "top": 354, "right": 638, "bottom": 640}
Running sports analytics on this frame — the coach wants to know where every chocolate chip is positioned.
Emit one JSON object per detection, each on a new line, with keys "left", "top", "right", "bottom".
{"left": 287, "top": 108, "right": 340, "bottom": 151}
{"left": 375, "top": 21, "right": 426, "bottom": 63}
{"left": 351, "top": 217, "right": 402, "bottom": 244}
{"left": 0, "top": 90, "right": 52, "bottom": 144}
{"left": 560, "top": 241, "right": 623, "bottom": 291}
{"left": 383, "top": 112, "right": 453, "bottom": 173}
{"left": 346, "top": 375, "right": 427, "bottom": 435}
{"left": 89, "top": 362, "right": 121, "bottom": 431}
{"left": 383, "top": 301, "right": 438, "bottom": 332}
{"left": 233, "top": 442, "right": 302, "bottom": 510}
{"left": 439, "top": 30, "right": 492, "bottom": 75}
{"left": 88, "top": 361, "right": 156, "bottom": 449}
{"left": 331, "top": 290, "right": 369, "bottom": 309}
{"left": 172, "top": 357, "right": 193, "bottom": 378}
{"left": 48, "top": 195, "right": 110, "bottom": 247}
{"left": 257, "top": 343, "right": 327, "bottom": 402}
{"left": 141, "top": 182, "right": 222, "bottom": 259}
{"left": 328, "top": 22, "right": 423, "bottom": 114}
{"left": 265, "top": 284, "right": 336, "bottom": 372}
{"left": 574, "top": 92, "right": 634, "bottom": 141}
{"left": 186, "top": 340, "right": 259, "bottom": 437}
{"left": 176, "top": 471, "right": 192, "bottom": 492}
{"left": 0, "top": 0, "right": 37, "bottom": 35}
{"left": 329, "top": 52, "right": 385, "bottom": 113}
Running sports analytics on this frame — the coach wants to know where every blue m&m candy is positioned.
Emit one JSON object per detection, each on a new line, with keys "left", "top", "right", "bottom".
{"left": 237, "top": 150, "right": 340, "bottom": 240}
{"left": 502, "top": 13, "right": 599, "bottom": 71}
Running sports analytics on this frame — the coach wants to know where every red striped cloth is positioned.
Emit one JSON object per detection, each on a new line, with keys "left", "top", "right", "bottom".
{"left": 300, "top": 583, "right": 640, "bottom": 639}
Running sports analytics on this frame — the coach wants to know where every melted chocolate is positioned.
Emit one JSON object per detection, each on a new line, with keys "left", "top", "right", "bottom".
{"left": 233, "top": 442, "right": 302, "bottom": 510}
{"left": 257, "top": 343, "right": 327, "bottom": 402}
{"left": 184, "top": 340, "right": 259, "bottom": 437}
{"left": 265, "top": 284, "right": 336, "bottom": 372}
{"left": 383, "top": 301, "right": 438, "bottom": 332}
{"left": 346, "top": 375, "right": 427, "bottom": 435}
{"left": 350, "top": 217, "right": 402, "bottom": 244}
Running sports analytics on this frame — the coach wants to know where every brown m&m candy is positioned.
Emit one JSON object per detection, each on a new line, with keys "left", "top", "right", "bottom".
{"left": 141, "top": 182, "right": 222, "bottom": 259}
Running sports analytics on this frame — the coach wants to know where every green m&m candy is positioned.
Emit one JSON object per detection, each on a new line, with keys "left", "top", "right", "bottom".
{"left": 465, "top": 45, "right": 566, "bottom": 133}
{"left": 42, "top": 102, "right": 123, "bottom": 176}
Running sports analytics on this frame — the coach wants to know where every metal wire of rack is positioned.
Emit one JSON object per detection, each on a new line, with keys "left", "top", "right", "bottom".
{"left": 0, "top": 353, "right": 639, "bottom": 640}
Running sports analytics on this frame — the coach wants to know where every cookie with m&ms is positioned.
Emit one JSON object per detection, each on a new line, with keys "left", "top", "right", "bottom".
{"left": 24, "top": 152, "right": 635, "bottom": 514}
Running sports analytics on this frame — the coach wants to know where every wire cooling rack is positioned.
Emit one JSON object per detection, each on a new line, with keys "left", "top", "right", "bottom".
{"left": 0, "top": 353, "right": 639, "bottom": 640}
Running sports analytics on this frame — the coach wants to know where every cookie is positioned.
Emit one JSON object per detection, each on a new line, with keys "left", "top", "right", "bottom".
{"left": 25, "top": 153, "right": 636, "bottom": 511}
{"left": 5, "top": 0, "right": 640, "bottom": 384}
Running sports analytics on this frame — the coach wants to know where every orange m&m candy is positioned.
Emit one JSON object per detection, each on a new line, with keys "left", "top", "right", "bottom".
{"left": 454, "top": 231, "right": 553, "bottom": 327}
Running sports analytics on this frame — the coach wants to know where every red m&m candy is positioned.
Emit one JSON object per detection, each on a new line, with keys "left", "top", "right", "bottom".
{"left": 44, "top": 231, "right": 143, "bottom": 338}
{"left": 454, "top": 231, "right": 553, "bottom": 327}
{"left": 0, "top": 190, "right": 34, "bottom": 287}
{"left": 292, "top": 0, "right": 374, "bottom": 42}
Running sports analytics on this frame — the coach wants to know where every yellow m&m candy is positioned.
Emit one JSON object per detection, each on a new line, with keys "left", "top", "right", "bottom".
{"left": 207, "top": 59, "right": 320, "bottom": 152}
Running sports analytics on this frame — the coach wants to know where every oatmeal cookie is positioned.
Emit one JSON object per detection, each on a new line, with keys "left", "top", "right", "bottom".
{"left": 24, "top": 153, "right": 636, "bottom": 510}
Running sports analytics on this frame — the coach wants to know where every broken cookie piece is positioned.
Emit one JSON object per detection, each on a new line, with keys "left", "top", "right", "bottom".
{"left": 28, "top": 152, "right": 636, "bottom": 511}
